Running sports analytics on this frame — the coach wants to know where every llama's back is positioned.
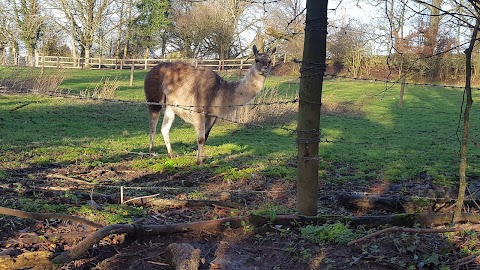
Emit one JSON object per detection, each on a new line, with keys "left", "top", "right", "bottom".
{"left": 145, "top": 62, "right": 234, "bottom": 116}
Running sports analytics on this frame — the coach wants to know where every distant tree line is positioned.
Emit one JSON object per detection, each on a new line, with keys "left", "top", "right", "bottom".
{"left": 1, "top": 0, "right": 479, "bottom": 82}
{"left": 327, "top": 0, "right": 480, "bottom": 83}
{"left": 0, "top": 0, "right": 305, "bottom": 67}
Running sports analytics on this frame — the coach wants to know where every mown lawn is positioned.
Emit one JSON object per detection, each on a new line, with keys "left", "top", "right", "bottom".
{"left": 1, "top": 66, "right": 479, "bottom": 186}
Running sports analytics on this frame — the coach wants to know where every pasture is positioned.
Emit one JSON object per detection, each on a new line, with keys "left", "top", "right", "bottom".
{"left": 1, "top": 66, "right": 480, "bottom": 269}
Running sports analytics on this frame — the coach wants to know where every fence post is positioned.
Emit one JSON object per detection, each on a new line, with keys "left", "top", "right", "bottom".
{"left": 57, "top": 56, "right": 60, "bottom": 68}
{"left": 398, "top": 77, "right": 406, "bottom": 108}
{"left": 297, "top": 0, "right": 326, "bottom": 216}
{"left": 130, "top": 62, "right": 134, "bottom": 87}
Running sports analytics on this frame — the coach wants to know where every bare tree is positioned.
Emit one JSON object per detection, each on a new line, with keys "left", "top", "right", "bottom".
{"left": 0, "top": 2, "right": 19, "bottom": 63}
{"left": 264, "top": 0, "right": 305, "bottom": 60}
{"left": 171, "top": 0, "right": 252, "bottom": 59}
{"left": 10, "top": 0, "right": 43, "bottom": 66}
{"left": 47, "top": 0, "right": 110, "bottom": 67}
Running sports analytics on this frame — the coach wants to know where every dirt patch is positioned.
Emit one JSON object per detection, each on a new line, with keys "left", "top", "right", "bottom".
{"left": 0, "top": 163, "right": 478, "bottom": 269}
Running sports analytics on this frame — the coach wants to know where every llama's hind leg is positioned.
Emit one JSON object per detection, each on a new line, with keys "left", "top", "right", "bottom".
{"left": 161, "top": 106, "right": 176, "bottom": 158}
{"left": 204, "top": 116, "right": 217, "bottom": 143}
{"left": 194, "top": 114, "right": 207, "bottom": 165}
{"left": 148, "top": 105, "right": 161, "bottom": 154}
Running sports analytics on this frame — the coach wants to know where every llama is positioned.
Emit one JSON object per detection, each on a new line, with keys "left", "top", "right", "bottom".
{"left": 144, "top": 45, "right": 276, "bottom": 164}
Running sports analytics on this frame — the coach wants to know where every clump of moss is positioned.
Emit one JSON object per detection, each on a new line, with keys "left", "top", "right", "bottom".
{"left": 301, "top": 223, "right": 356, "bottom": 245}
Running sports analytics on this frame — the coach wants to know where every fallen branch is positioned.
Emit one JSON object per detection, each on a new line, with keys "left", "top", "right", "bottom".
{"left": 45, "top": 212, "right": 480, "bottom": 266}
{"left": 0, "top": 206, "right": 103, "bottom": 229}
{"left": 0, "top": 251, "right": 54, "bottom": 270}
{"left": 52, "top": 216, "right": 246, "bottom": 265}
{"left": 46, "top": 173, "right": 96, "bottom": 186}
{"left": 125, "top": 196, "right": 241, "bottom": 209}
{"left": 453, "top": 252, "right": 480, "bottom": 267}
{"left": 348, "top": 224, "right": 480, "bottom": 246}
{"left": 1, "top": 232, "right": 90, "bottom": 246}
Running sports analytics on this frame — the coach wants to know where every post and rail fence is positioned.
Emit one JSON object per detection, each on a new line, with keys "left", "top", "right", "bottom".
{"left": 0, "top": 53, "right": 257, "bottom": 71}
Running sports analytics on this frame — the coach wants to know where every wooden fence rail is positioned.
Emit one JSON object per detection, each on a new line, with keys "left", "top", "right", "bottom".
{"left": 31, "top": 55, "right": 255, "bottom": 71}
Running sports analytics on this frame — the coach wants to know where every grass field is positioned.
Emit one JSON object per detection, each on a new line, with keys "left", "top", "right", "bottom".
{"left": 1, "top": 66, "right": 480, "bottom": 186}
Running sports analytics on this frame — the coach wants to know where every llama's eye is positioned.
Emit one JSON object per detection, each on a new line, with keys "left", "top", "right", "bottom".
{"left": 255, "top": 59, "right": 260, "bottom": 63}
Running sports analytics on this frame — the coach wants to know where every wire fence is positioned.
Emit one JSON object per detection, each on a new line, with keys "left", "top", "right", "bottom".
{"left": 2, "top": 74, "right": 479, "bottom": 204}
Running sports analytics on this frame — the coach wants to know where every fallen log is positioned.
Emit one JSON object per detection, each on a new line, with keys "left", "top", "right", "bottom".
{"left": 337, "top": 193, "right": 466, "bottom": 213}
{"left": 51, "top": 212, "right": 480, "bottom": 266}
{"left": 52, "top": 216, "right": 246, "bottom": 265}
{"left": 337, "top": 193, "right": 411, "bottom": 212}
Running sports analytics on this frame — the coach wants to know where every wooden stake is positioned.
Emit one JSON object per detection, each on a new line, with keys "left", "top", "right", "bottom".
{"left": 297, "top": 0, "right": 327, "bottom": 216}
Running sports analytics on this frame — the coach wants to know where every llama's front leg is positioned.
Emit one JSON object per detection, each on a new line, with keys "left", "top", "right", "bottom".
{"left": 161, "top": 106, "right": 176, "bottom": 158}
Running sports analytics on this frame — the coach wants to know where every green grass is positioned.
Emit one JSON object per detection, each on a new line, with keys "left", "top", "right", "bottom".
{"left": 1, "top": 67, "right": 479, "bottom": 186}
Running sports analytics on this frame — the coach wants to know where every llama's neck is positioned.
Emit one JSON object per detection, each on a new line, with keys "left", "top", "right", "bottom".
{"left": 232, "top": 67, "right": 266, "bottom": 103}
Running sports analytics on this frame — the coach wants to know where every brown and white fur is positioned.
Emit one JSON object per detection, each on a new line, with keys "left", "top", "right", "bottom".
{"left": 144, "top": 45, "right": 276, "bottom": 164}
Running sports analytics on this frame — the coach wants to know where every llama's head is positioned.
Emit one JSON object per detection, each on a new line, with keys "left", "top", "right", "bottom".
{"left": 252, "top": 45, "right": 276, "bottom": 76}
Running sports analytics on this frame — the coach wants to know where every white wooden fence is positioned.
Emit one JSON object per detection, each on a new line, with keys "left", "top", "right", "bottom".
{"left": 33, "top": 55, "right": 255, "bottom": 71}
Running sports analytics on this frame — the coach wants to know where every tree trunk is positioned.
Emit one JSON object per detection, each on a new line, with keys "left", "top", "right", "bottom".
{"left": 297, "top": 0, "right": 327, "bottom": 215}
{"left": 422, "top": 0, "right": 444, "bottom": 56}
{"left": 84, "top": 47, "right": 91, "bottom": 69}
{"left": 453, "top": 12, "right": 479, "bottom": 223}
{"left": 114, "top": 1, "right": 125, "bottom": 58}
{"left": 122, "top": 1, "right": 133, "bottom": 59}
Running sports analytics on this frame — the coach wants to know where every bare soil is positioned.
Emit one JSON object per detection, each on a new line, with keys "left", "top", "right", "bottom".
{"left": 0, "top": 162, "right": 478, "bottom": 270}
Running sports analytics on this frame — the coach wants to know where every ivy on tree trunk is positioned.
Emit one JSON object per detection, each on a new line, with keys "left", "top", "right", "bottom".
{"left": 453, "top": 8, "right": 479, "bottom": 223}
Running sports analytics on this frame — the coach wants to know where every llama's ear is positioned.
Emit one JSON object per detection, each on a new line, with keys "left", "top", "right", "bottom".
{"left": 269, "top": 47, "right": 276, "bottom": 56}
{"left": 253, "top": 45, "right": 259, "bottom": 56}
